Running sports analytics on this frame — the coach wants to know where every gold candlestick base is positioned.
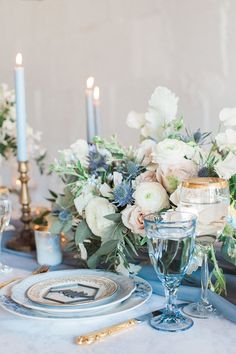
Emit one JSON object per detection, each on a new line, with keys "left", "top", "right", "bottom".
{"left": 7, "top": 161, "right": 35, "bottom": 252}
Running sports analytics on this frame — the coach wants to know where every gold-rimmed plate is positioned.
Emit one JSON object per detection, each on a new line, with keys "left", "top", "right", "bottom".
{"left": 10, "top": 269, "right": 136, "bottom": 313}
{"left": 26, "top": 275, "right": 118, "bottom": 307}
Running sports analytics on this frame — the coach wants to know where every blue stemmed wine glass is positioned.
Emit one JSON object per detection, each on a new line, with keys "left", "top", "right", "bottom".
{"left": 144, "top": 210, "right": 196, "bottom": 332}
{"left": 0, "top": 194, "right": 12, "bottom": 273}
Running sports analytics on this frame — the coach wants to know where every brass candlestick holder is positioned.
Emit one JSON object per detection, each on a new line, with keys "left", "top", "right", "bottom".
{"left": 7, "top": 161, "right": 35, "bottom": 252}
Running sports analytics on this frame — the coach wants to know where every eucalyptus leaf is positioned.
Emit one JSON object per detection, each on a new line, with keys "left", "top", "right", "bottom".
{"left": 87, "top": 254, "right": 101, "bottom": 269}
{"left": 101, "top": 223, "right": 125, "bottom": 244}
{"left": 104, "top": 213, "right": 121, "bottom": 223}
{"left": 124, "top": 236, "right": 138, "bottom": 256}
{"left": 56, "top": 188, "right": 75, "bottom": 209}
{"left": 87, "top": 239, "right": 120, "bottom": 269}
{"left": 75, "top": 220, "right": 93, "bottom": 245}
{"left": 94, "top": 239, "right": 119, "bottom": 256}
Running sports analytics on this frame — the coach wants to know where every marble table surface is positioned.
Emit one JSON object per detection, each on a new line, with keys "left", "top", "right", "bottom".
{"left": 0, "top": 252, "right": 236, "bottom": 354}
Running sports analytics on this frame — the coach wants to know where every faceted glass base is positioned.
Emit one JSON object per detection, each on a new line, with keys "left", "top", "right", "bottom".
{"left": 182, "top": 302, "right": 218, "bottom": 319}
{"left": 150, "top": 311, "right": 194, "bottom": 332}
{"left": 0, "top": 262, "right": 12, "bottom": 273}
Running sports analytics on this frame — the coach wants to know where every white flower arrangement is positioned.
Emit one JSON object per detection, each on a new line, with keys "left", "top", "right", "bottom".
{"left": 47, "top": 86, "right": 236, "bottom": 292}
{"left": 0, "top": 83, "right": 46, "bottom": 173}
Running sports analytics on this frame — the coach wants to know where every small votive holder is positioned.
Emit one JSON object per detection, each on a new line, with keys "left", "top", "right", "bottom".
{"left": 34, "top": 226, "right": 63, "bottom": 266}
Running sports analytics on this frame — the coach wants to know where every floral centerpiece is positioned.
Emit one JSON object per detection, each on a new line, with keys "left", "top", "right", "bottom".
{"left": 49, "top": 86, "right": 236, "bottom": 292}
{"left": 0, "top": 83, "right": 46, "bottom": 175}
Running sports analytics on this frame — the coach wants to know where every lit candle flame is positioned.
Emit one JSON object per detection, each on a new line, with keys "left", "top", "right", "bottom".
{"left": 86, "top": 77, "right": 94, "bottom": 89}
{"left": 93, "top": 86, "right": 100, "bottom": 101}
{"left": 16, "top": 53, "right": 23, "bottom": 66}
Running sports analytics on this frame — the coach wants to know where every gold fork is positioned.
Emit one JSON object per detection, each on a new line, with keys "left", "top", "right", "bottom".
{"left": 0, "top": 264, "right": 50, "bottom": 289}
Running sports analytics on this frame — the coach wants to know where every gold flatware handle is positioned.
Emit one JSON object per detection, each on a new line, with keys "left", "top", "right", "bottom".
{"left": 0, "top": 276, "right": 22, "bottom": 289}
{"left": 0, "top": 264, "right": 50, "bottom": 289}
{"left": 75, "top": 319, "right": 138, "bottom": 345}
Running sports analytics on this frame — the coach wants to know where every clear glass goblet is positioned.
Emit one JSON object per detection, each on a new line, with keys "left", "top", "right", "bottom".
{"left": 0, "top": 197, "right": 12, "bottom": 273}
{"left": 144, "top": 210, "right": 196, "bottom": 332}
{"left": 179, "top": 177, "right": 230, "bottom": 319}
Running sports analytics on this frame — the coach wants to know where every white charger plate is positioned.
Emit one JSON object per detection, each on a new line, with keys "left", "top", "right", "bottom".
{"left": 27, "top": 275, "right": 118, "bottom": 307}
{"left": 0, "top": 276, "right": 152, "bottom": 320}
{"left": 11, "top": 269, "right": 136, "bottom": 313}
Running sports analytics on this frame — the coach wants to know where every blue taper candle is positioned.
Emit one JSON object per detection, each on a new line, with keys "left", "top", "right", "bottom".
{"left": 86, "top": 77, "right": 96, "bottom": 143}
{"left": 14, "top": 53, "right": 28, "bottom": 162}
{"left": 93, "top": 86, "right": 101, "bottom": 136}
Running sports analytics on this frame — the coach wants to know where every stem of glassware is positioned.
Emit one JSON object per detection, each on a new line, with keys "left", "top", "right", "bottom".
{"left": 200, "top": 250, "right": 209, "bottom": 305}
{"left": 0, "top": 231, "right": 2, "bottom": 255}
{"left": 165, "top": 286, "right": 177, "bottom": 314}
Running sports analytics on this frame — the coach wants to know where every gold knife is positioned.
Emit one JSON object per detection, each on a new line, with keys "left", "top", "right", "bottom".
{"left": 75, "top": 303, "right": 188, "bottom": 345}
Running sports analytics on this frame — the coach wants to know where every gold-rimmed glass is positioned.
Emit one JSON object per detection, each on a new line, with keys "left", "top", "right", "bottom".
{"left": 179, "top": 177, "right": 230, "bottom": 318}
{"left": 0, "top": 189, "right": 12, "bottom": 273}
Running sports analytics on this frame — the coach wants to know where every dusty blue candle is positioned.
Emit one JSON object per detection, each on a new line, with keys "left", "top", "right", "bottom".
{"left": 86, "top": 77, "right": 96, "bottom": 143}
{"left": 93, "top": 86, "right": 101, "bottom": 136}
{"left": 14, "top": 53, "right": 28, "bottom": 161}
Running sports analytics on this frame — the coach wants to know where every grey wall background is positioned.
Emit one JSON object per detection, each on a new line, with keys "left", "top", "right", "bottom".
{"left": 0, "top": 0, "right": 235, "bottom": 202}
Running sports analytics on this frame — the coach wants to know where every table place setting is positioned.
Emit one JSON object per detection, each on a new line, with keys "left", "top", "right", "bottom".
{"left": 0, "top": 43, "right": 236, "bottom": 353}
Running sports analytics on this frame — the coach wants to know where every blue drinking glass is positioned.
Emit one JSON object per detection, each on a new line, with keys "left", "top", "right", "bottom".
{"left": 144, "top": 210, "right": 196, "bottom": 332}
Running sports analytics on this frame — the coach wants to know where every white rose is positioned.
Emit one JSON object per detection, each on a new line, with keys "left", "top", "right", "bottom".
{"left": 134, "top": 182, "right": 169, "bottom": 213}
{"left": 121, "top": 204, "right": 146, "bottom": 235}
{"left": 135, "top": 139, "right": 156, "bottom": 168}
{"left": 85, "top": 197, "right": 116, "bottom": 238}
{"left": 215, "top": 129, "right": 236, "bottom": 152}
{"left": 148, "top": 86, "right": 179, "bottom": 124}
{"left": 70, "top": 139, "right": 89, "bottom": 167}
{"left": 215, "top": 152, "right": 236, "bottom": 179}
{"left": 219, "top": 108, "right": 236, "bottom": 127}
{"left": 126, "top": 111, "right": 145, "bottom": 129}
{"left": 156, "top": 160, "right": 198, "bottom": 193}
{"left": 152, "top": 139, "right": 194, "bottom": 164}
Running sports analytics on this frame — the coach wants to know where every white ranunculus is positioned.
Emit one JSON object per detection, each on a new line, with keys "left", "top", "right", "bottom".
{"left": 215, "top": 129, "right": 236, "bottom": 152}
{"left": 219, "top": 108, "right": 236, "bottom": 127}
{"left": 148, "top": 86, "right": 179, "bottom": 124}
{"left": 85, "top": 197, "right": 116, "bottom": 237}
{"left": 100, "top": 183, "right": 113, "bottom": 198}
{"left": 126, "top": 111, "right": 145, "bottom": 129}
{"left": 215, "top": 152, "right": 236, "bottom": 179}
{"left": 70, "top": 139, "right": 89, "bottom": 167}
{"left": 152, "top": 138, "right": 194, "bottom": 164}
{"left": 134, "top": 182, "right": 169, "bottom": 213}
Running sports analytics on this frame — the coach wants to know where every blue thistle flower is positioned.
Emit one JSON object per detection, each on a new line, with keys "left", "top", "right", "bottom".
{"left": 88, "top": 144, "right": 108, "bottom": 175}
{"left": 198, "top": 167, "right": 209, "bottom": 177}
{"left": 59, "top": 210, "right": 72, "bottom": 222}
{"left": 116, "top": 160, "right": 144, "bottom": 181}
{"left": 113, "top": 182, "right": 134, "bottom": 207}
